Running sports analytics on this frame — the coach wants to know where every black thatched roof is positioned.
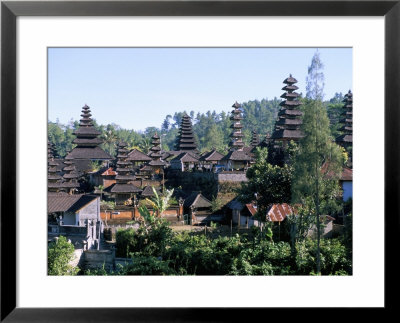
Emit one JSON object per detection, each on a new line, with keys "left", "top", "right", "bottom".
{"left": 283, "top": 74, "right": 298, "bottom": 84}
{"left": 108, "top": 183, "right": 142, "bottom": 194}
{"left": 200, "top": 149, "right": 224, "bottom": 162}
{"left": 183, "top": 192, "right": 212, "bottom": 208}
{"left": 141, "top": 186, "right": 161, "bottom": 197}
{"left": 276, "top": 118, "right": 303, "bottom": 126}
{"left": 72, "top": 138, "right": 103, "bottom": 145}
{"left": 171, "top": 152, "right": 200, "bottom": 163}
{"left": 278, "top": 109, "right": 302, "bottom": 117}
{"left": 336, "top": 134, "right": 353, "bottom": 143}
{"left": 221, "top": 150, "right": 252, "bottom": 161}
{"left": 140, "top": 165, "right": 153, "bottom": 172}
{"left": 176, "top": 114, "right": 197, "bottom": 151}
{"left": 65, "top": 147, "right": 112, "bottom": 160}
{"left": 271, "top": 129, "right": 304, "bottom": 140}
{"left": 48, "top": 194, "right": 98, "bottom": 213}
{"left": 242, "top": 146, "right": 256, "bottom": 156}
{"left": 149, "top": 160, "right": 167, "bottom": 166}
{"left": 73, "top": 127, "right": 101, "bottom": 137}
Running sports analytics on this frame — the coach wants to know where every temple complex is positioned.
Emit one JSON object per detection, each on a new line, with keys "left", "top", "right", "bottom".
{"left": 66, "top": 105, "right": 112, "bottom": 172}
{"left": 176, "top": 114, "right": 198, "bottom": 152}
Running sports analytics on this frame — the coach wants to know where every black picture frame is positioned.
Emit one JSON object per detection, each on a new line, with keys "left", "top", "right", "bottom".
{"left": 1, "top": 0, "right": 398, "bottom": 321}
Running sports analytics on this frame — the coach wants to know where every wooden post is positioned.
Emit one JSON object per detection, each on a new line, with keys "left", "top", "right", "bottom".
{"left": 279, "top": 221, "right": 281, "bottom": 241}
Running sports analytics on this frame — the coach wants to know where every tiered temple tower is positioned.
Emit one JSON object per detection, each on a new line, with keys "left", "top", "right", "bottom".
{"left": 271, "top": 75, "right": 303, "bottom": 144}
{"left": 111, "top": 141, "right": 141, "bottom": 205}
{"left": 336, "top": 90, "right": 353, "bottom": 163}
{"left": 148, "top": 133, "right": 167, "bottom": 175}
{"left": 176, "top": 114, "right": 197, "bottom": 152}
{"left": 48, "top": 141, "right": 63, "bottom": 193}
{"left": 60, "top": 156, "right": 80, "bottom": 194}
{"left": 221, "top": 102, "right": 252, "bottom": 171}
{"left": 270, "top": 75, "right": 303, "bottom": 165}
{"left": 250, "top": 130, "right": 259, "bottom": 147}
{"left": 229, "top": 102, "right": 245, "bottom": 151}
{"left": 66, "top": 104, "right": 112, "bottom": 172}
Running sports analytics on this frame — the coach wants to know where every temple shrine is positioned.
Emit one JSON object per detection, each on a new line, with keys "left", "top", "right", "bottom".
{"left": 66, "top": 104, "right": 112, "bottom": 172}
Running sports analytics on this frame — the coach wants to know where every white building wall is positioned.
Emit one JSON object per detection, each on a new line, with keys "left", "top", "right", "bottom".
{"left": 63, "top": 212, "right": 76, "bottom": 225}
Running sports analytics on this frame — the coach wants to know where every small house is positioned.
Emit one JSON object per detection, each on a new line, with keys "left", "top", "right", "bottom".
{"left": 170, "top": 152, "right": 200, "bottom": 172}
{"left": 48, "top": 193, "right": 101, "bottom": 226}
{"left": 199, "top": 149, "right": 224, "bottom": 171}
{"left": 220, "top": 150, "right": 252, "bottom": 171}
{"left": 183, "top": 192, "right": 212, "bottom": 224}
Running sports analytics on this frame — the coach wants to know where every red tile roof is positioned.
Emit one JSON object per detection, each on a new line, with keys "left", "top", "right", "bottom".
{"left": 321, "top": 162, "right": 352, "bottom": 181}
{"left": 340, "top": 166, "right": 353, "bottom": 181}
{"left": 101, "top": 167, "right": 116, "bottom": 176}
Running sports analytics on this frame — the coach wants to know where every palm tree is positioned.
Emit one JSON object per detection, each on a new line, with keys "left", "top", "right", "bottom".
{"left": 102, "top": 129, "right": 118, "bottom": 156}
{"left": 144, "top": 187, "right": 174, "bottom": 217}
{"left": 139, "top": 137, "right": 152, "bottom": 154}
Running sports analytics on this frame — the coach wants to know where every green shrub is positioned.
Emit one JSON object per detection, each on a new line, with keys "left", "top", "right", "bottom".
{"left": 48, "top": 236, "right": 79, "bottom": 276}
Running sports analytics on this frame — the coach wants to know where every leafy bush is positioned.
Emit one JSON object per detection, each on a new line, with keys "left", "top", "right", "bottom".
{"left": 295, "top": 238, "right": 352, "bottom": 275}
{"left": 113, "top": 221, "right": 351, "bottom": 276}
{"left": 115, "top": 218, "right": 173, "bottom": 258}
{"left": 121, "top": 256, "right": 177, "bottom": 275}
{"left": 48, "top": 236, "right": 79, "bottom": 276}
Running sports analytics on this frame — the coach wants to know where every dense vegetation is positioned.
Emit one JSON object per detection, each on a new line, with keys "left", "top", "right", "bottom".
{"left": 85, "top": 217, "right": 351, "bottom": 276}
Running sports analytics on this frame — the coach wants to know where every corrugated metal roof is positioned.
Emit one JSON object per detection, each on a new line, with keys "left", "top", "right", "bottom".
{"left": 243, "top": 203, "right": 296, "bottom": 222}
{"left": 266, "top": 203, "right": 294, "bottom": 222}
{"left": 245, "top": 203, "right": 257, "bottom": 216}
{"left": 48, "top": 194, "right": 98, "bottom": 213}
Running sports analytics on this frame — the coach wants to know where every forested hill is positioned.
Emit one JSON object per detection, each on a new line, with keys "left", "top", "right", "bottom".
{"left": 48, "top": 95, "right": 343, "bottom": 158}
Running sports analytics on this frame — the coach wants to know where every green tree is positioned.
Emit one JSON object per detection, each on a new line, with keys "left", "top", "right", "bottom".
{"left": 203, "top": 123, "right": 225, "bottom": 152}
{"left": 306, "top": 50, "right": 325, "bottom": 101}
{"left": 48, "top": 236, "right": 79, "bottom": 275}
{"left": 139, "top": 136, "right": 152, "bottom": 154}
{"left": 238, "top": 147, "right": 292, "bottom": 221}
{"left": 292, "top": 52, "right": 343, "bottom": 274}
{"left": 101, "top": 127, "right": 118, "bottom": 157}
{"left": 144, "top": 187, "right": 174, "bottom": 218}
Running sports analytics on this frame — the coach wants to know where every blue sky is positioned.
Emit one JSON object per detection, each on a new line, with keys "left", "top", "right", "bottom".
{"left": 48, "top": 47, "right": 352, "bottom": 131}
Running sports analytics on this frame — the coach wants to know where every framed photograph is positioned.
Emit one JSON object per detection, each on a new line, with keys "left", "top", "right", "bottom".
{"left": 1, "top": 0, "right": 398, "bottom": 321}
